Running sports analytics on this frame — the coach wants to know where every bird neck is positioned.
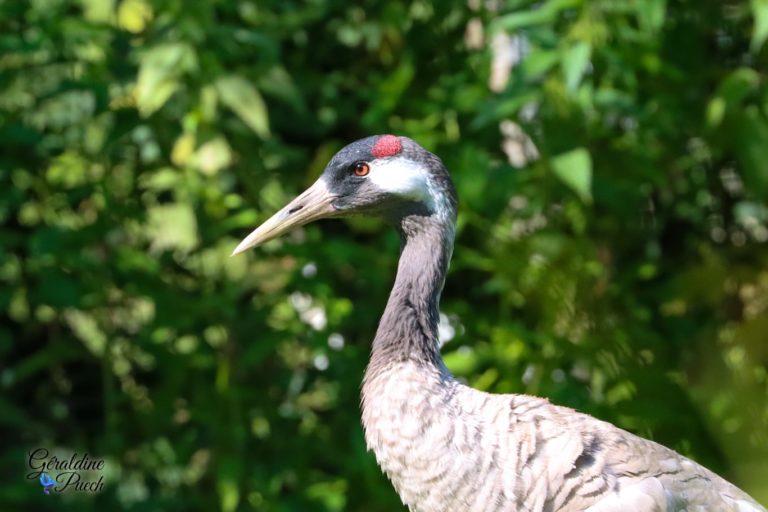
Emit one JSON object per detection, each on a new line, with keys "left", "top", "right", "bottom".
{"left": 368, "top": 207, "right": 455, "bottom": 373}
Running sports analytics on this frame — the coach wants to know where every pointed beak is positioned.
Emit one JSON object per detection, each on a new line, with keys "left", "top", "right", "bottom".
{"left": 231, "top": 178, "right": 338, "bottom": 255}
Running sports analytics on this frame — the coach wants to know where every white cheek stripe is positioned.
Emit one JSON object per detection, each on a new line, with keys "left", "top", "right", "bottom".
{"left": 367, "top": 156, "right": 457, "bottom": 222}
{"left": 368, "top": 157, "right": 432, "bottom": 203}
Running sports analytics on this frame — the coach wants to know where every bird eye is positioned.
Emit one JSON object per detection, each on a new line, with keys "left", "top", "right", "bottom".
{"left": 353, "top": 162, "right": 370, "bottom": 177}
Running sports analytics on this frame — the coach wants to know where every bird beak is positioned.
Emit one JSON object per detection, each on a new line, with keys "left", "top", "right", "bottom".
{"left": 231, "top": 178, "right": 338, "bottom": 255}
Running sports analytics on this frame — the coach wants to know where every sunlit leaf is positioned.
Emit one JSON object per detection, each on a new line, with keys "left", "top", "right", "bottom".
{"left": 117, "top": 0, "right": 152, "bottom": 33}
{"left": 561, "top": 41, "right": 590, "bottom": 92}
{"left": 751, "top": 0, "right": 768, "bottom": 52}
{"left": 706, "top": 97, "right": 727, "bottom": 128}
{"left": 521, "top": 50, "right": 559, "bottom": 78}
{"left": 81, "top": 0, "right": 115, "bottom": 23}
{"left": 306, "top": 479, "right": 348, "bottom": 512}
{"left": 215, "top": 75, "right": 270, "bottom": 138}
{"left": 216, "top": 454, "right": 242, "bottom": 512}
{"left": 706, "top": 69, "right": 758, "bottom": 127}
{"left": 444, "top": 348, "right": 479, "bottom": 375}
{"left": 551, "top": 148, "right": 593, "bottom": 203}
{"left": 147, "top": 203, "right": 199, "bottom": 253}
{"left": 636, "top": 0, "right": 666, "bottom": 33}
{"left": 64, "top": 309, "right": 106, "bottom": 356}
{"left": 139, "top": 167, "right": 181, "bottom": 191}
{"left": 171, "top": 133, "right": 196, "bottom": 166}
{"left": 717, "top": 68, "right": 760, "bottom": 105}
{"left": 190, "top": 137, "right": 232, "bottom": 175}
{"left": 493, "top": 0, "right": 582, "bottom": 31}
{"left": 136, "top": 43, "right": 196, "bottom": 116}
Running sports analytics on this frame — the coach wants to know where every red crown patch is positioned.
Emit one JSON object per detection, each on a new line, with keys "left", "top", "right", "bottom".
{"left": 371, "top": 135, "right": 402, "bottom": 159}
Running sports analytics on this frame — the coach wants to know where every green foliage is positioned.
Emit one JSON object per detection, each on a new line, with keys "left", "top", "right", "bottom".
{"left": 2, "top": 0, "right": 767, "bottom": 509}
{"left": 550, "top": 147, "right": 592, "bottom": 203}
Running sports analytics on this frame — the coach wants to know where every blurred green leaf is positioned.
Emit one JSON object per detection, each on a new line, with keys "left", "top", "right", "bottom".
{"left": 64, "top": 309, "right": 106, "bottom": 356}
{"left": 561, "top": 41, "right": 590, "bottom": 92}
{"left": 751, "top": 0, "right": 768, "bottom": 51}
{"left": 718, "top": 69, "right": 759, "bottom": 105}
{"left": 147, "top": 203, "right": 199, "bottom": 253}
{"left": 734, "top": 108, "right": 768, "bottom": 196}
{"left": 191, "top": 137, "right": 232, "bottom": 175}
{"left": 136, "top": 43, "right": 197, "bottom": 116}
{"left": 215, "top": 75, "right": 270, "bottom": 138}
{"left": 551, "top": 148, "right": 593, "bottom": 203}
{"left": 637, "top": 0, "right": 667, "bottom": 33}
{"left": 306, "top": 479, "right": 348, "bottom": 511}
{"left": 117, "top": 0, "right": 153, "bottom": 33}
{"left": 217, "top": 476, "right": 239, "bottom": 512}
{"left": 707, "top": 69, "right": 759, "bottom": 127}
{"left": 521, "top": 50, "right": 560, "bottom": 78}
{"left": 707, "top": 97, "right": 727, "bottom": 127}
{"left": 493, "top": 0, "right": 582, "bottom": 31}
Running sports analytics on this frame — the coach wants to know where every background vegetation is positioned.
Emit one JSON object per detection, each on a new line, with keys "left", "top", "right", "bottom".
{"left": 2, "top": 0, "right": 767, "bottom": 509}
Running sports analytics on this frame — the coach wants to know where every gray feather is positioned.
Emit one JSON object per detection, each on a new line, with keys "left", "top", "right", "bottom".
{"left": 362, "top": 362, "right": 764, "bottom": 511}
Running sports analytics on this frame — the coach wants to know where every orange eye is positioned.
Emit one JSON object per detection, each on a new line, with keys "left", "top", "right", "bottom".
{"left": 353, "top": 162, "right": 370, "bottom": 177}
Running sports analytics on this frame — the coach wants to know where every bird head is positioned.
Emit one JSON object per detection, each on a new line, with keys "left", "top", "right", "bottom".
{"left": 232, "top": 135, "right": 456, "bottom": 255}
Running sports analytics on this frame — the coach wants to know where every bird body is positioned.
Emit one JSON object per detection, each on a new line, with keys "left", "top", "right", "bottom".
{"left": 362, "top": 360, "right": 761, "bottom": 511}
{"left": 233, "top": 135, "right": 765, "bottom": 511}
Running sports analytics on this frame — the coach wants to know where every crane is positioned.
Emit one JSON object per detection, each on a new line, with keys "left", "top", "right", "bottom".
{"left": 232, "top": 135, "right": 765, "bottom": 512}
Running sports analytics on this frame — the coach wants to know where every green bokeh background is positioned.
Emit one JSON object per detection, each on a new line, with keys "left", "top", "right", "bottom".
{"left": 2, "top": 0, "right": 767, "bottom": 509}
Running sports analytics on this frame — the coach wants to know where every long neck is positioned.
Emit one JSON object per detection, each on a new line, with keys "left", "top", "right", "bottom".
{"left": 368, "top": 209, "right": 455, "bottom": 373}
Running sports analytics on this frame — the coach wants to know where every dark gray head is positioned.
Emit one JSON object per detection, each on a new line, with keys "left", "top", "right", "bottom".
{"left": 232, "top": 135, "right": 457, "bottom": 254}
